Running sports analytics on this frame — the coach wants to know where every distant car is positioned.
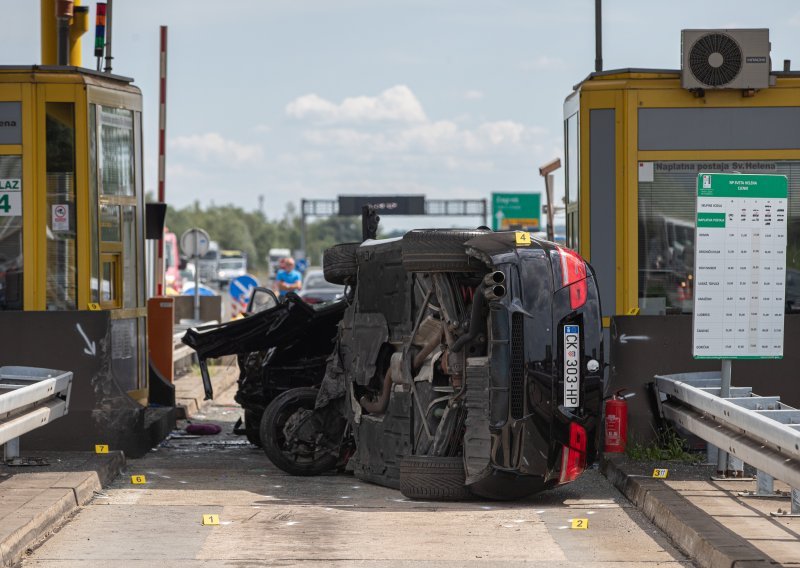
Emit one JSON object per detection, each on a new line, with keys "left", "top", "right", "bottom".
{"left": 216, "top": 250, "right": 248, "bottom": 286}
{"left": 298, "top": 269, "right": 345, "bottom": 304}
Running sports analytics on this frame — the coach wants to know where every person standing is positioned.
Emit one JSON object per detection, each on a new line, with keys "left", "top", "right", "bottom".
{"left": 274, "top": 257, "right": 302, "bottom": 297}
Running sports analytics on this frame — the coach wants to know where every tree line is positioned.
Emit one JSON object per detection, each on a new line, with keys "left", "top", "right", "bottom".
{"left": 165, "top": 201, "right": 363, "bottom": 269}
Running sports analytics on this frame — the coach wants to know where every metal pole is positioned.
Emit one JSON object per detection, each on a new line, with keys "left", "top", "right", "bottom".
{"left": 56, "top": 0, "right": 73, "bottom": 66}
{"left": 193, "top": 233, "right": 200, "bottom": 321}
{"left": 156, "top": 25, "right": 168, "bottom": 295}
{"left": 103, "top": 0, "right": 113, "bottom": 73}
{"left": 482, "top": 198, "right": 488, "bottom": 227}
{"left": 300, "top": 199, "right": 307, "bottom": 260}
{"left": 594, "top": 0, "right": 603, "bottom": 72}
{"left": 716, "top": 358, "right": 732, "bottom": 475}
{"left": 4, "top": 437, "right": 19, "bottom": 461}
{"left": 545, "top": 173, "right": 555, "bottom": 242}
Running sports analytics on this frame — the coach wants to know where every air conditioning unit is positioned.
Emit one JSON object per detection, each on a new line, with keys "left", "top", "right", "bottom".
{"left": 681, "top": 29, "right": 770, "bottom": 90}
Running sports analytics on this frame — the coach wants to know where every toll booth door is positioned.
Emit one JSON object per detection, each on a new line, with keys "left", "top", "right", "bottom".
{"left": 89, "top": 102, "right": 148, "bottom": 403}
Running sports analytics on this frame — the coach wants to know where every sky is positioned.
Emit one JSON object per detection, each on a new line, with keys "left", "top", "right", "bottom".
{"left": 3, "top": 1, "right": 800, "bottom": 231}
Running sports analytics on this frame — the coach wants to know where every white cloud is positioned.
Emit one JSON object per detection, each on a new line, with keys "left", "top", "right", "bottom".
{"left": 303, "top": 119, "right": 545, "bottom": 155}
{"left": 464, "top": 89, "right": 484, "bottom": 100}
{"left": 285, "top": 85, "right": 427, "bottom": 124}
{"left": 169, "top": 133, "right": 263, "bottom": 165}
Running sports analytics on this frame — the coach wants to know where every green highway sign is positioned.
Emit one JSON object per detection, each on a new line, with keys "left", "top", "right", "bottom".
{"left": 491, "top": 193, "right": 541, "bottom": 231}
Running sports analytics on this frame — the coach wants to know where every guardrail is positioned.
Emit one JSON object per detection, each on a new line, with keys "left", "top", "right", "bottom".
{"left": 173, "top": 329, "right": 196, "bottom": 376}
{"left": 0, "top": 366, "right": 73, "bottom": 462}
{"left": 656, "top": 371, "right": 800, "bottom": 516}
{"left": 173, "top": 321, "right": 219, "bottom": 377}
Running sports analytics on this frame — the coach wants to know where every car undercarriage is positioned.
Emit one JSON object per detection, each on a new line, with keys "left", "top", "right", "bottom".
{"left": 184, "top": 228, "right": 604, "bottom": 500}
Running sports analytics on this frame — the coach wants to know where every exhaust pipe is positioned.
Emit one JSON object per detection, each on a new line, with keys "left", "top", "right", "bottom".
{"left": 483, "top": 271, "right": 505, "bottom": 287}
{"left": 484, "top": 284, "right": 506, "bottom": 301}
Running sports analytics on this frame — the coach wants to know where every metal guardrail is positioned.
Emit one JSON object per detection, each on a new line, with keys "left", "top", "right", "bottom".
{"left": 656, "top": 371, "right": 800, "bottom": 516}
{"left": 173, "top": 321, "right": 218, "bottom": 377}
{"left": 0, "top": 366, "right": 73, "bottom": 461}
{"left": 173, "top": 329, "right": 196, "bottom": 376}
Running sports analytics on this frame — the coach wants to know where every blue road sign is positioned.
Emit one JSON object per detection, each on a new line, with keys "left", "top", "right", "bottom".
{"left": 182, "top": 284, "right": 216, "bottom": 296}
{"left": 229, "top": 274, "right": 259, "bottom": 304}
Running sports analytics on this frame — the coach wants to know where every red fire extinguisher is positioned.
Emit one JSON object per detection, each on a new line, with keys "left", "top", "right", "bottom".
{"left": 604, "top": 389, "right": 634, "bottom": 453}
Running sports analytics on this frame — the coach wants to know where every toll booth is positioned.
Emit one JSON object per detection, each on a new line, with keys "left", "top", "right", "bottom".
{"left": 565, "top": 63, "right": 800, "bottom": 440}
{"left": 0, "top": 66, "right": 169, "bottom": 456}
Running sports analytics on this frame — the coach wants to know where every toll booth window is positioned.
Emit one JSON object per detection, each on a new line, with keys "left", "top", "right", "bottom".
{"left": 99, "top": 108, "right": 134, "bottom": 197}
{"left": 0, "top": 155, "right": 23, "bottom": 310}
{"left": 45, "top": 102, "right": 77, "bottom": 310}
{"left": 638, "top": 161, "right": 800, "bottom": 315}
{"left": 100, "top": 254, "right": 120, "bottom": 308}
{"left": 565, "top": 113, "right": 579, "bottom": 249}
{"left": 122, "top": 205, "right": 137, "bottom": 308}
{"left": 100, "top": 204, "right": 121, "bottom": 241}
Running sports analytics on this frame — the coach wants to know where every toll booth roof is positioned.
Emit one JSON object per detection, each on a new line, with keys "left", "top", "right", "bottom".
{"left": 570, "top": 67, "right": 800, "bottom": 93}
{"left": 0, "top": 65, "right": 136, "bottom": 87}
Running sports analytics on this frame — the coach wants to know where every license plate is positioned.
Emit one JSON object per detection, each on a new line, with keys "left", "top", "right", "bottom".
{"left": 564, "top": 325, "right": 580, "bottom": 408}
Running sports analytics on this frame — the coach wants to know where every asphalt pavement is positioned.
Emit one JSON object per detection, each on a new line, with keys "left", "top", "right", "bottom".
{"left": 4, "top": 364, "right": 798, "bottom": 567}
{"left": 20, "top": 379, "right": 691, "bottom": 567}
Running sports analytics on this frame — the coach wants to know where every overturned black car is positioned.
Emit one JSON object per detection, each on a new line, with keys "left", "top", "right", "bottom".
{"left": 184, "top": 229, "right": 604, "bottom": 500}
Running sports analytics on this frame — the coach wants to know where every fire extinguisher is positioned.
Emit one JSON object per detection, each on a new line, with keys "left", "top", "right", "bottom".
{"left": 604, "top": 389, "right": 634, "bottom": 453}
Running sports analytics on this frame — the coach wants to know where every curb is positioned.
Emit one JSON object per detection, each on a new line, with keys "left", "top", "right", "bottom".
{"left": 601, "top": 454, "right": 774, "bottom": 568}
{"left": 174, "top": 358, "right": 239, "bottom": 419}
{"left": 0, "top": 451, "right": 124, "bottom": 567}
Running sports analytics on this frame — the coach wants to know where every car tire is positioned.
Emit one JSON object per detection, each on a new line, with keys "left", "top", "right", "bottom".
{"left": 401, "top": 229, "right": 489, "bottom": 272}
{"left": 323, "top": 242, "right": 360, "bottom": 285}
{"left": 244, "top": 410, "right": 262, "bottom": 447}
{"left": 260, "top": 387, "right": 338, "bottom": 476}
{"left": 399, "top": 455, "right": 472, "bottom": 501}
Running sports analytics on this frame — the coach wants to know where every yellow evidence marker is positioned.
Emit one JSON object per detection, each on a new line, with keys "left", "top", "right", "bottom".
{"left": 130, "top": 475, "right": 147, "bottom": 484}
{"left": 202, "top": 514, "right": 220, "bottom": 526}
{"left": 515, "top": 231, "right": 532, "bottom": 246}
{"left": 94, "top": 444, "right": 109, "bottom": 454}
{"left": 652, "top": 468, "right": 669, "bottom": 479}
{"left": 571, "top": 518, "right": 589, "bottom": 530}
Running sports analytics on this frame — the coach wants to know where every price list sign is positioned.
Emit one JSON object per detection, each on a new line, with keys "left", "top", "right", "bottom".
{"left": 693, "top": 173, "right": 788, "bottom": 359}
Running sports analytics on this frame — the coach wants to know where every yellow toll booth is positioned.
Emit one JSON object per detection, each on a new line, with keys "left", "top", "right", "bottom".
{"left": 565, "top": 68, "right": 800, "bottom": 320}
{"left": 565, "top": 57, "right": 800, "bottom": 439}
{"left": 0, "top": 66, "right": 148, "bottom": 401}
{"left": 0, "top": 66, "right": 170, "bottom": 456}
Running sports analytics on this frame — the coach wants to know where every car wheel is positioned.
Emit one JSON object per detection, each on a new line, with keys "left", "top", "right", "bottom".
{"left": 244, "top": 410, "right": 262, "bottom": 447}
{"left": 401, "top": 229, "right": 490, "bottom": 272}
{"left": 399, "top": 455, "right": 472, "bottom": 501}
{"left": 260, "top": 387, "right": 338, "bottom": 476}
{"left": 323, "top": 242, "right": 360, "bottom": 285}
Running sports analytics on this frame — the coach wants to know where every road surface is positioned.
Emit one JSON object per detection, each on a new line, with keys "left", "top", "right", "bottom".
{"left": 23, "top": 382, "right": 692, "bottom": 567}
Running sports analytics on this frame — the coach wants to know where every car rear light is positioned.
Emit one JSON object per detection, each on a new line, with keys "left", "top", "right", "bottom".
{"left": 302, "top": 296, "right": 322, "bottom": 304}
{"left": 558, "top": 422, "right": 587, "bottom": 484}
{"left": 556, "top": 246, "right": 588, "bottom": 310}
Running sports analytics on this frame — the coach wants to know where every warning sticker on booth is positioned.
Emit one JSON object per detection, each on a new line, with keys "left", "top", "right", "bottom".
{"left": 52, "top": 204, "right": 69, "bottom": 231}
